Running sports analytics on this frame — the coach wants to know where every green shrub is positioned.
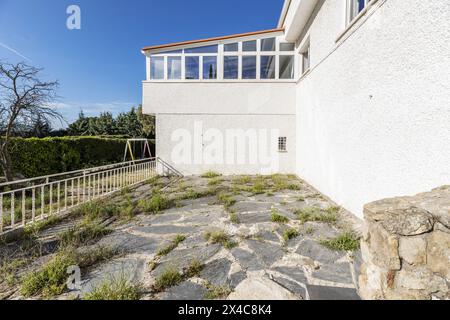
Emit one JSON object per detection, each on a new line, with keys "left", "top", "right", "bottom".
{"left": 3, "top": 136, "right": 147, "bottom": 178}
{"left": 319, "top": 232, "right": 360, "bottom": 251}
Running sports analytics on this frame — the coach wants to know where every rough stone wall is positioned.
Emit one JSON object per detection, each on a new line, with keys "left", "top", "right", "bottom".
{"left": 359, "top": 186, "right": 450, "bottom": 300}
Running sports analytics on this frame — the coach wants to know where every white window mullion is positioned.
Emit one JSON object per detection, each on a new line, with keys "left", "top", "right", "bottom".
{"left": 218, "top": 44, "right": 224, "bottom": 80}
{"left": 256, "top": 55, "right": 261, "bottom": 80}
{"left": 181, "top": 55, "right": 186, "bottom": 80}
{"left": 275, "top": 54, "right": 280, "bottom": 80}
{"left": 146, "top": 57, "right": 151, "bottom": 80}
{"left": 199, "top": 56, "right": 204, "bottom": 80}
{"left": 163, "top": 56, "right": 168, "bottom": 80}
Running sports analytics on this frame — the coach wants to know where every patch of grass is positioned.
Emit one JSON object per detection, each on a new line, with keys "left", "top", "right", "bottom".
{"left": 297, "top": 196, "right": 305, "bottom": 202}
{"left": 283, "top": 228, "right": 299, "bottom": 242}
{"left": 23, "top": 215, "right": 64, "bottom": 238}
{"left": 72, "top": 201, "right": 119, "bottom": 222}
{"left": 154, "top": 266, "right": 183, "bottom": 292}
{"left": 185, "top": 259, "right": 204, "bottom": 278}
{"left": 157, "top": 234, "right": 186, "bottom": 257}
{"left": 233, "top": 176, "right": 251, "bottom": 185}
{"left": 77, "top": 246, "right": 118, "bottom": 269}
{"left": 305, "top": 226, "right": 315, "bottom": 235}
{"left": 120, "top": 198, "right": 137, "bottom": 220}
{"left": 229, "top": 212, "right": 240, "bottom": 224}
{"left": 21, "top": 249, "right": 77, "bottom": 297}
{"left": 180, "top": 188, "right": 200, "bottom": 200}
{"left": 201, "top": 171, "right": 221, "bottom": 179}
{"left": 319, "top": 232, "right": 360, "bottom": 252}
{"left": 0, "top": 258, "right": 28, "bottom": 286}
{"left": 148, "top": 261, "right": 157, "bottom": 272}
{"left": 204, "top": 284, "right": 232, "bottom": 300}
{"left": 295, "top": 207, "right": 338, "bottom": 224}
{"left": 121, "top": 186, "right": 131, "bottom": 196}
{"left": 287, "top": 183, "right": 301, "bottom": 191}
{"left": 251, "top": 181, "right": 266, "bottom": 195}
{"left": 271, "top": 209, "right": 289, "bottom": 223}
{"left": 204, "top": 230, "right": 238, "bottom": 249}
{"left": 138, "top": 193, "right": 173, "bottom": 214}
{"left": 208, "top": 178, "right": 222, "bottom": 186}
{"left": 58, "top": 222, "right": 112, "bottom": 247}
{"left": 21, "top": 246, "right": 117, "bottom": 298}
{"left": 217, "top": 193, "right": 236, "bottom": 211}
{"left": 146, "top": 175, "right": 162, "bottom": 187}
{"left": 83, "top": 276, "right": 142, "bottom": 300}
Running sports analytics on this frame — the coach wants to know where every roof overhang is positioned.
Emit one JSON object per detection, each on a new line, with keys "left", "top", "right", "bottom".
{"left": 142, "top": 28, "right": 285, "bottom": 54}
{"left": 278, "top": 0, "right": 319, "bottom": 42}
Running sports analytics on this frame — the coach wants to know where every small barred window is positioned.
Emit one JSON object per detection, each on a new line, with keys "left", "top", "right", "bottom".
{"left": 278, "top": 137, "right": 287, "bottom": 152}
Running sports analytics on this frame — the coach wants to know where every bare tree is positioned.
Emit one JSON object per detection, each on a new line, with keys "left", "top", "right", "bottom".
{"left": 0, "top": 62, "right": 61, "bottom": 181}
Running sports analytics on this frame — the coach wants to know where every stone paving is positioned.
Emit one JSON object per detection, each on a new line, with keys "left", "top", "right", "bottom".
{"left": 0, "top": 174, "right": 363, "bottom": 300}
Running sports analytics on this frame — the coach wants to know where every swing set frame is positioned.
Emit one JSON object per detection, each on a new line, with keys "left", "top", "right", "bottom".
{"left": 123, "top": 138, "right": 152, "bottom": 162}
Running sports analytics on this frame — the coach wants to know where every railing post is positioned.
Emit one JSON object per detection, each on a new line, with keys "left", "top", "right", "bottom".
{"left": 22, "top": 190, "right": 26, "bottom": 226}
{"left": 0, "top": 194, "right": 3, "bottom": 233}
{"left": 32, "top": 188, "right": 36, "bottom": 223}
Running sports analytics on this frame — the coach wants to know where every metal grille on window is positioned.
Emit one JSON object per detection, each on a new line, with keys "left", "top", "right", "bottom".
{"left": 278, "top": 137, "right": 287, "bottom": 152}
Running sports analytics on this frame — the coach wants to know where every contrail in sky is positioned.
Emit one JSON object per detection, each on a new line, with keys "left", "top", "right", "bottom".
{"left": 0, "top": 41, "right": 32, "bottom": 62}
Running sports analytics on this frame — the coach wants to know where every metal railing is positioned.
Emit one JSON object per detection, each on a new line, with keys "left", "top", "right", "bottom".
{"left": 0, "top": 157, "right": 180, "bottom": 235}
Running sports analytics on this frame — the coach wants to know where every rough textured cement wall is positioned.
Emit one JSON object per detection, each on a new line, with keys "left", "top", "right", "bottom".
{"left": 295, "top": 0, "right": 450, "bottom": 217}
{"left": 359, "top": 186, "right": 449, "bottom": 300}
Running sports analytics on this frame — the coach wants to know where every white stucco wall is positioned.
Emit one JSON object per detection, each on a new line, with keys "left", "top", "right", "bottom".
{"left": 143, "top": 82, "right": 296, "bottom": 115}
{"left": 156, "top": 114, "right": 296, "bottom": 175}
{"left": 295, "top": 0, "right": 450, "bottom": 217}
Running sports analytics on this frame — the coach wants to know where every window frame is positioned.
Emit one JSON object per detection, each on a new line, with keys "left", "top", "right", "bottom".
{"left": 346, "top": 0, "right": 375, "bottom": 25}
{"left": 146, "top": 36, "right": 298, "bottom": 82}
{"left": 278, "top": 137, "right": 287, "bottom": 153}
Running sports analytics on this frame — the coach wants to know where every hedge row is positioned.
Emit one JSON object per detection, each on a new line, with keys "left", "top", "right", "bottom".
{"left": 2, "top": 136, "right": 154, "bottom": 178}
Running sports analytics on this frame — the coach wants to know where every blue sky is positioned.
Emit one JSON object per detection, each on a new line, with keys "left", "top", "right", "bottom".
{"left": 0, "top": 0, "right": 284, "bottom": 127}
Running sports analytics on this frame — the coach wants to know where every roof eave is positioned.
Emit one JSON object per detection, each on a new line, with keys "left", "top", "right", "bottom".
{"left": 278, "top": 0, "right": 292, "bottom": 28}
{"left": 142, "top": 28, "right": 285, "bottom": 53}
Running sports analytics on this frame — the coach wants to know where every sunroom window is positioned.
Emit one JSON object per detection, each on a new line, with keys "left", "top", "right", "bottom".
{"left": 203, "top": 56, "right": 217, "bottom": 80}
{"left": 260, "top": 56, "right": 276, "bottom": 79}
{"left": 150, "top": 56, "right": 164, "bottom": 80}
{"left": 242, "top": 40, "right": 257, "bottom": 52}
{"left": 184, "top": 45, "right": 218, "bottom": 54}
{"left": 224, "top": 56, "right": 239, "bottom": 79}
{"left": 279, "top": 55, "right": 294, "bottom": 79}
{"left": 167, "top": 56, "right": 181, "bottom": 80}
{"left": 224, "top": 43, "right": 238, "bottom": 52}
{"left": 146, "top": 35, "right": 298, "bottom": 81}
{"left": 280, "top": 43, "right": 295, "bottom": 51}
{"left": 185, "top": 56, "right": 199, "bottom": 80}
{"left": 261, "top": 38, "right": 276, "bottom": 52}
{"left": 242, "top": 56, "right": 257, "bottom": 79}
